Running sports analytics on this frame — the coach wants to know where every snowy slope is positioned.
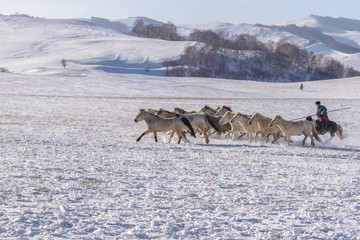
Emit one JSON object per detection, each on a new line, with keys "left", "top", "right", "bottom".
{"left": 280, "top": 14, "right": 322, "bottom": 28}
{"left": 0, "top": 15, "right": 191, "bottom": 74}
{"left": 0, "top": 70, "right": 359, "bottom": 239}
{"left": 279, "top": 14, "right": 360, "bottom": 69}
{"left": 179, "top": 14, "right": 360, "bottom": 70}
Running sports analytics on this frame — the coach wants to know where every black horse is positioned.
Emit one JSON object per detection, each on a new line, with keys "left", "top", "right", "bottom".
{"left": 306, "top": 116, "right": 343, "bottom": 141}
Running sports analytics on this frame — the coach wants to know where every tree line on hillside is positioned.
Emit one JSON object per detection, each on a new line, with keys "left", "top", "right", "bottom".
{"left": 132, "top": 19, "right": 183, "bottom": 41}
{"left": 132, "top": 20, "right": 360, "bottom": 81}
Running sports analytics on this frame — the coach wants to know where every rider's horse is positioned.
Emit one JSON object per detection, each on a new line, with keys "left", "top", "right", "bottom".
{"left": 306, "top": 116, "right": 343, "bottom": 141}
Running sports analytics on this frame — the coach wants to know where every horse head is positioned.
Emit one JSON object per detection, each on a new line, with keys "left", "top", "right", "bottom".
{"left": 223, "top": 106, "right": 232, "bottom": 112}
{"left": 306, "top": 116, "right": 313, "bottom": 122}
{"left": 215, "top": 106, "right": 232, "bottom": 117}
{"left": 269, "top": 115, "right": 281, "bottom": 127}
{"left": 200, "top": 105, "right": 210, "bottom": 112}
{"left": 134, "top": 109, "right": 145, "bottom": 122}
{"left": 248, "top": 112, "right": 259, "bottom": 125}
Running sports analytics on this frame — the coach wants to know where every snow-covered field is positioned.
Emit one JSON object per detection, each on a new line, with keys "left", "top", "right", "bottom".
{"left": 0, "top": 70, "right": 359, "bottom": 239}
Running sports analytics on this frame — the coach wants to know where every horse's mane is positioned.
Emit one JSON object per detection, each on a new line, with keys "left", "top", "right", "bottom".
{"left": 158, "top": 108, "right": 172, "bottom": 114}
{"left": 174, "top": 107, "right": 187, "bottom": 114}
{"left": 158, "top": 108, "right": 180, "bottom": 117}
{"left": 140, "top": 110, "right": 157, "bottom": 117}
{"left": 235, "top": 112, "right": 247, "bottom": 118}
{"left": 274, "top": 115, "right": 283, "bottom": 120}
{"left": 254, "top": 112, "right": 270, "bottom": 119}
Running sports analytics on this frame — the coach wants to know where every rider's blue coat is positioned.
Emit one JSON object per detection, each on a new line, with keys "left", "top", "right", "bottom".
{"left": 317, "top": 105, "right": 327, "bottom": 117}
{"left": 317, "top": 105, "right": 329, "bottom": 122}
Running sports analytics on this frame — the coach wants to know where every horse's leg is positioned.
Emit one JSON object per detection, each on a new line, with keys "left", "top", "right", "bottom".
{"left": 168, "top": 130, "right": 175, "bottom": 143}
{"left": 153, "top": 131, "right": 158, "bottom": 142}
{"left": 330, "top": 127, "right": 336, "bottom": 139}
{"left": 286, "top": 135, "right": 291, "bottom": 146}
{"left": 182, "top": 131, "right": 189, "bottom": 142}
{"left": 271, "top": 132, "right": 281, "bottom": 144}
{"left": 254, "top": 132, "right": 259, "bottom": 143}
{"left": 249, "top": 132, "right": 253, "bottom": 143}
{"left": 263, "top": 133, "right": 269, "bottom": 142}
{"left": 223, "top": 130, "right": 231, "bottom": 139}
{"left": 238, "top": 132, "right": 246, "bottom": 139}
{"left": 310, "top": 135, "right": 315, "bottom": 146}
{"left": 232, "top": 131, "right": 237, "bottom": 141}
{"left": 136, "top": 129, "right": 152, "bottom": 142}
{"left": 177, "top": 131, "right": 182, "bottom": 144}
{"left": 202, "top": 129, "right": 210, "bottom": 144}
{"left": 302, "top": 133, "right": 308, "bottom": 146}
{"left": 272, "top": 133, "right": 278, "bottom": 142}
{"left": 284, "top": 135, "right": 293, "bottom": 143}
{"left": 180, "top": 130, "right": 189, "bottom": 143}
{"left": 265, "top": 134, "right": 271, "bottom": 142}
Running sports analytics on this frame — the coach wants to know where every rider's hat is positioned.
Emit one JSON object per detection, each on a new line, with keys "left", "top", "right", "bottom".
{"left": 315, "top": 101, "right": 321, "bottom": 105}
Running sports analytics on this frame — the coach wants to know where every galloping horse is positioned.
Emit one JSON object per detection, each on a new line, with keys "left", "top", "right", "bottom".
{"left": 156, "top": 109, "right": 221, "bottom": 144}
{"left": 134, "top": 109, "right": 196, "bottom": 143}
{"left": 230, "top": 113, "right": 263, "bottom": 143}
{"left": 306, "top": 116, "right": 343, "bottom": 141}
{"left": 269, "top": 115, "right": 320, "bottom": 146}
{"left": 248, "top": 112, "right": 283, "bottom": 144}
{"left": 219, "top": 111, "right": 246, "bottom": 140}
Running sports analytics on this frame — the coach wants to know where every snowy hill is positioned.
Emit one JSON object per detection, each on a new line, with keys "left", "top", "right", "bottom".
{"left": 0, "top": 14, "right": 190, "bottom": 75}
{"left": 1, "top": 14, "right": 360, "bottom": 76}
{"left": 179, "top": 15, "right": 360, "bottom": 70}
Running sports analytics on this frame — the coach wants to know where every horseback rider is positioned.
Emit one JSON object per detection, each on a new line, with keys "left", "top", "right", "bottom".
{"left": 315, "top": 101, "right": 330, "bottom": 132}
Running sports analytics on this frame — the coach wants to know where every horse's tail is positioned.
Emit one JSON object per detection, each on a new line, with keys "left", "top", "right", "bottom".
{"left": 181, "top": 117, "right": 196, "bottom": 138}
{"left": 336, "top": 124, "right": 343, "bottom": 140}
{"left": 205, "top": 114, "right": 222, "bottom": 134}
{"left": 311, "top": 123, "right": 322, "bottom": 142}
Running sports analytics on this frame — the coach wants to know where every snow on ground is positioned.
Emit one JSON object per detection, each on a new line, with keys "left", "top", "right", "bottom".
{"left": 0, "top": 69, "right": 359, "bottom": 239}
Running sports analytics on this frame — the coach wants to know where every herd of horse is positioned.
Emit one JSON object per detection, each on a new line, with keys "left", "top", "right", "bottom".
{"left": 134, "top": 105, "right": 343, "bottom": 146}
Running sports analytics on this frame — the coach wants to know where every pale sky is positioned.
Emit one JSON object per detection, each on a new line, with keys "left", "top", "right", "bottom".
{"left": 1, "top": 0, "right": 360, "bottom": 25}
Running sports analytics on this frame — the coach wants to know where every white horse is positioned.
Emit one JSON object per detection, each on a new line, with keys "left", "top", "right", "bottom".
{"left": 269, "top": 115, "right": 320, "bottom": 146}
{"left": 156, "top": 109, "right": 221, "bottom": 144}
{"left": 248, "top": 112, "right": 283, "bottom": 144}
{"left": 134, "top": 109, "right": 196, "bottom": 143}
{"left": 230, "top": 113, "right": 263, "bottom": 143}
{"left": 219, "top": 111, "right": 246, "bottom": 140}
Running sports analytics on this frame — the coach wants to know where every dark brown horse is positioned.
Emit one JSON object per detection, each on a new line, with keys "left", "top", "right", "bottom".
{"left": 306, "top": 116, "right": 343, "bottom": 141}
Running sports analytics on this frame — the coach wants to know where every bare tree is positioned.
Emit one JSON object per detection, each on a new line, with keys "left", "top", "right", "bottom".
{"left": 61, "top": 59, "right": 67, "bottom": 69}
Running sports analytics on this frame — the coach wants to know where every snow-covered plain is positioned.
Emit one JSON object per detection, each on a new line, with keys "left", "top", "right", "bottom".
{"left": 0, "top": 69, "right": 360, "bottom": 239}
